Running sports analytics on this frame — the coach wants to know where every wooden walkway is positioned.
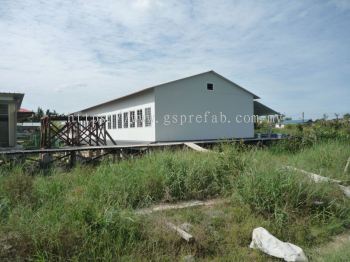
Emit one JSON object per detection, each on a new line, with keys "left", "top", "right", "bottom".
{"left": 0, "top": 137, "right": 283, "bottom": 156}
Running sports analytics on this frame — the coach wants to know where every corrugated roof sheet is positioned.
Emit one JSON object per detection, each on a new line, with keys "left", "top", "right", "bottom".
{"left": 75, "top": 71, "right": 260, "bottom": 113}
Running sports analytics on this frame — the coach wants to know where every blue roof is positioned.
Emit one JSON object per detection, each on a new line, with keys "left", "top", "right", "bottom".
{"left": 282, "top": 119, "right": 312, "bottom": 124}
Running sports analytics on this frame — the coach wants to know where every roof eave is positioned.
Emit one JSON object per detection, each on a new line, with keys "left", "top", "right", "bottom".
{"left": 0, "top": 92, "right": 24, "bottom": 108}
{"left": 74, "top": 70, "right": 261, "bottom": 113}
{"left": 209, "top": 70, "right": 260, "bottom": 99}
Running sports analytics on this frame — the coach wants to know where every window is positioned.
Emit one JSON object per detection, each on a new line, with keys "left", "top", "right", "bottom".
{"left": 107, "top": 115, "right": 111, "bottom": 129}
{"left": 123, "top": 112, "right": 128, "bottom": 128}
{"left": 112, "top": 114, "right": 116, "bottom": 129}
{"left": 207, "top": 83, "right": 214, "bottom": 90}
{"left": 145, "top": 107, "right": 151, "bottom": 127}
{"left": 130, "top": 111, "right": 135, "bottom": 128}
{"left": 117, "top": 113, "right": 122, "bottom": 129}
{"left": 137, "top": 109, "right": 143, "bottom": 127}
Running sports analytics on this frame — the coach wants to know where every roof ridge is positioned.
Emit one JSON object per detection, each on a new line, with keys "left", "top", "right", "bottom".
{"left": 74, "top": 71, "right": 259, "bottom": 113}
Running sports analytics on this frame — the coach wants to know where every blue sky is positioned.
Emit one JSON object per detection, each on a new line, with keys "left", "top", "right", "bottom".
{"left": 0, "top": 0, "right": 349, "bottom": 119}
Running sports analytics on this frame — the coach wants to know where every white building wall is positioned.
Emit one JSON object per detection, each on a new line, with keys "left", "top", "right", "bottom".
{"left": 154, "top": 72, "right": 254, "bottom": 141}
{"left": 80, "top": 89, "right": 155, "bottom": 142}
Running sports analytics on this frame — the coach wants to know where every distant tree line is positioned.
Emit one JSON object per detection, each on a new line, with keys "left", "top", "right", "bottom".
{"left": 30, "top": 107, "right": 59, "bottom": 121}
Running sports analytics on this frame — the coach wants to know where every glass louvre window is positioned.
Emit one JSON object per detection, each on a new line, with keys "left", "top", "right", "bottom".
{"left": 117, "top": 113, "right": 122, "bottom": 129}
{"left": 107, "top": 115, "right": 111, "bottom": 129}
{"left": 112, "top": 114, "right": 117, "bottom": 129}
{"left": 137, "top": 109, "right": 143, "bottom": 127}
{"left": 130, "top": 111, "right": 135, "bottom": 128}
{"left": 145, "top": 107, "right": 151, "bottom": 127}
{"left": 0, "top": 104, "right": 8, "bottom": 147}
{"left": 123, "top": 112, "right": 128, "bottom": 128}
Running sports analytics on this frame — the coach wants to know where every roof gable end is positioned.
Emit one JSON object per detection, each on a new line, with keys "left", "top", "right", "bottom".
{"left": 207, "top": 71, "right": 259, "bottom": 99}
{"left": 75, "top": 71, "right": 259, "bottom": 113}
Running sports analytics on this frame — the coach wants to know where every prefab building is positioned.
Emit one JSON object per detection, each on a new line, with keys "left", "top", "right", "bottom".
{"left": 75, "top": 71, "right": 277, "bottom": 143}
{"left": 0, "top": 93, "right": 24, "bottom": 148}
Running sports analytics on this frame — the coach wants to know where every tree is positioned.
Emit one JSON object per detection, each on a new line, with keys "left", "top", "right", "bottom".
{"left": 37, "top": 107, "right": 44, "bottom": 119}
{"left": 344, "top": 113, "right": 350, "bottom": 120}
{"left": 31, "top": 107, "right": 59, "bottom": 121}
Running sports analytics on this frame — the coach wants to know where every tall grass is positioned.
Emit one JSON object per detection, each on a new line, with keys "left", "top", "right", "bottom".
{"left": 289, "top": 140, "right": 350, "bottom": 180}
{"left": 0, "top": 140, "right": 349, "bottom": 260}
{"left": 0, "top": 146, "right": 248, "bottom": 260}
{"left": 313, "top": 241, "right": 350, "bottom": 262}
{"left": 234, "top": 169, "right": 349, "bottom": 227}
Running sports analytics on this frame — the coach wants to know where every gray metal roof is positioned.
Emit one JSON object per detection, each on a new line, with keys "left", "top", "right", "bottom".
{"left": 76, "top": 70, "right": 260, "bottom": 113}
{"left": 0, "top": 92, "right": 24, "bottom": 108}
{"left": 254, "top": 101, "right": 279, "bottom": 116}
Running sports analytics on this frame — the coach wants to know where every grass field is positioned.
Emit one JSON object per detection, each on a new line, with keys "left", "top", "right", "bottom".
{"left": 1, "top": 136, "right": 350, "bottom": 260}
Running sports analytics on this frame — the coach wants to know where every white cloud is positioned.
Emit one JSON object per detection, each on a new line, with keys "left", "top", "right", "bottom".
{"left": 329, "top": 0, "right": 350, "bottom": 11}
{"left": 0, "top": 0, "right": 349, "bottom": 118}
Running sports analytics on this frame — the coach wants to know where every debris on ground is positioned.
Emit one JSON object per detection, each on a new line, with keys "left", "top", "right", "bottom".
{"left": 179, "top": 223, "right": 193, "bottom": 233}
{"left": 283, "top": 165, "right": 341, "bottom": 183}
{"left": 135, "top": 198, "right": 227, "bottom": 215}
{"left": 165, "top": 221, "right": 194, "bottom": 242}
{"left": 344, "top": 156, "right": 350, "bottom": 174}
{"left": 284, "top": 165, "right": 350, "bottom": 198}
{"left": 184, "top": 142, "right": 210, "bottom": 152}
{"left": 182, "top": 254, "right": 195, "bottom": 262}
{"left": 249, "top": 227, "right": 308, "bottom": 262}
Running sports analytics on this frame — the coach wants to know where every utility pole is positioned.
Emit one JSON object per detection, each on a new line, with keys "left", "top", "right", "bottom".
{"left": 302, "top": 112, "right": 304, "bottom": 123}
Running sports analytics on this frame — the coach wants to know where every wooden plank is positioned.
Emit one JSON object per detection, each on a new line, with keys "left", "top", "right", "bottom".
{"left": 165, "top": 222, "right": 194, "bottom": 242}
{"left": 284, "top": 165, "right": 350, "bottom": 198}
{"left": 283, "top": 165, "right": 341, "bottom": 184}
{"left": 0, "top": 137, "right": 285, "bottom": 156}
{"left": 184, "top": 142, "right": 209, "bottom": 152}
{"left": 0, "top": 142, "right": 183, "bottom": 155}
{"left": 135, "top": 198, "right": 226, "bottom": 215}
{"left": 344, "top": 157, "right": 350, "bottom": 174}
{"left": 105, "top": 129, "right": 117, "bottom": 145}
{"left": 339, "top": 185, "right": 350, "bottom": 198}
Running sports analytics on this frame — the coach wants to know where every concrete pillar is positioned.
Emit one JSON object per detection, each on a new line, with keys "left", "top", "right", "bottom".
{"left": 8, "top": 103, "right": 17, "bottom": 147}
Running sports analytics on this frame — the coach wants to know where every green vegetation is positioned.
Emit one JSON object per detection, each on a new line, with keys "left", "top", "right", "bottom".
{"left": 315, "top": 241, "right": 350, "bottom": 262}
{"left": 1, "top": 121, "right": 350, "bottom": 261}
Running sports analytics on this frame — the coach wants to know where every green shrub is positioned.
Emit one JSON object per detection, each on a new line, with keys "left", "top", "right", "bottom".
{"left": 160, "top": 152, "right": 227, "bottom": 201}
{"left": 234, "top": 169, "right": 350, "bottom": 229}
{"left": 270, "top": 136, "right": 314, "bottom": 153}
{"left": 89, "top": 148, "right": 248, "bottom": 207}
{"left": 1, "top": 171, "right": 36, "bottom": 206}
{"left": 0, "top": 139, "right": 349, "bottom": 260}
{"left": 215, "top": 142, "right": 251, "bottom": 176}
{"left": 78, "top": 208, "right": 144, "bottom": 260}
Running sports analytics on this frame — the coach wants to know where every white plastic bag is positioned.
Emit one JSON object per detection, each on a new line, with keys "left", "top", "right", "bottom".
{"left": 249, "top": 227, "right": 308, "bottom": 262}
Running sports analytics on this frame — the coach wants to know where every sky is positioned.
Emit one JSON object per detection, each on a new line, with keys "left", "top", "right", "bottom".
{"left": 0, "top": 0, "right": 349, "bottom": 120}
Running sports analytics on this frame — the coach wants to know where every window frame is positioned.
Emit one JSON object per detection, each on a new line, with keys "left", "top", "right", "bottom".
{"left": 137, "top": 109, "right": 143, "bottom": 127}
{"left": 130, "top": 111, "right": 135, "bottom": 128}
{"left": 123, "top": 112, "right": 129, "bottom": 128}
{"left": 207, "top": 83, "right": 214, "bottom": 91}
{"left": 112, "top": 114, "right": 117, "bottom": 129}
{"left": 107, "top": 115, "right": 112, "bottom": 129}
{"left": 145, "top": 107, "right": 151, "bottom": 127}
{"left": 117, "top": 113, "right": 122, "bottom": 129}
